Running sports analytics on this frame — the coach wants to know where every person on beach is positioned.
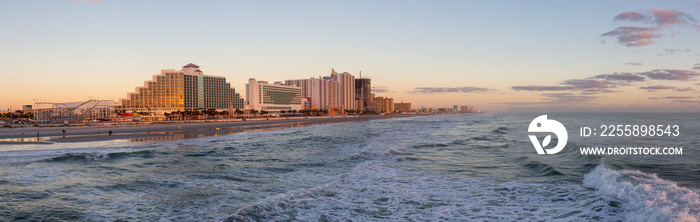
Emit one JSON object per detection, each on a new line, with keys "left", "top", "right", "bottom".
{"left": 62, "top": 129, "right": 66, "bottom": 135}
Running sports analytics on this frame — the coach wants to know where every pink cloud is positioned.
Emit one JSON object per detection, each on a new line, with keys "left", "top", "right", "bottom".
{"left": 614, "top": 11, "right": 646, "bottom": 21}
{"left": 603, "top": 9, "right": 698, "bottom": 47}
{"left": 648, "top": 9, "right": 697, "bottom": 27}
{"left": 639, "top": 69, "right": 700, "bottom": 81}
{"left": 602, "top": 26, "right": 661, "bottom": 46}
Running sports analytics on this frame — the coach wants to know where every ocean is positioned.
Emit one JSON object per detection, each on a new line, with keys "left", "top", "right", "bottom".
{"left": 0, "top": 113, "right": 698, "bottom": 221}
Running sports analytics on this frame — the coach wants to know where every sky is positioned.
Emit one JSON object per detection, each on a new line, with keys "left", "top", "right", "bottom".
{"left": 1, "top": 0, "right": 700, "bottom": 112}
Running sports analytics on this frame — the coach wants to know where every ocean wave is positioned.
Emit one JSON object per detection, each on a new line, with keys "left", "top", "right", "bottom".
{"left": 41, "top": 150, "right": 156, "bottom": 163}
{"left": 491, "top": 127, "right": 509, "bottom": 134}
{"left": 583, "top": 165, "right": 700, "bottom": 222}
{"left": 227, "top": 161, "right": 620, "bottom": 221}
{"left": 413, "top": 143, "right": 449, "bottom": 148}
{"left": 520, "top": 159, "right": 564, "bottom": 177}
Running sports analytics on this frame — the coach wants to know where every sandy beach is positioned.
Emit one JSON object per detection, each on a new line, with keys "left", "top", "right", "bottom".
{"left": 0, "top": 115, "right": 411, "bottom": 144}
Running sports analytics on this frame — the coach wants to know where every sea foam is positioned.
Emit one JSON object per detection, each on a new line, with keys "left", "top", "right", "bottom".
{"left": 583, "top": 165, "right": 700, "bottom": 222}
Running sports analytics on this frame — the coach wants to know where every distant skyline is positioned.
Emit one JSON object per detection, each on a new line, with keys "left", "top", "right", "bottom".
{"left": 2, "top": 1, "right": 700, "bottom": 112}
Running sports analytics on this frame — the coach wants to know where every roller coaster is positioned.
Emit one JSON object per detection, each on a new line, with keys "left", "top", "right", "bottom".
{"left": 34, "top": 100, "right": 118, "bottom": 123}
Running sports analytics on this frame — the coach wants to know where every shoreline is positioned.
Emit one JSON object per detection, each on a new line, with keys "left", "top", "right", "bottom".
{"left": 0, "top": 115, "right": 421, "bottom": 145}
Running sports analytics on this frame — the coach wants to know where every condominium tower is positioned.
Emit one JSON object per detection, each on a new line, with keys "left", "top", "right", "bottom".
{"left": 119, "top": 63, "right": 244, "bottom": 114}
{"left": 355, "top": 78, "right": 373, "bottom": 111}
{"left": 285, "top": 77, "right": 338, "bottom": 110}
{"left": 286, "top": 69, "right": 356, "bottom": 111}
{"left": 330, "top": 69, "right": 356, "bottom": 110}
{"left": 246, "top": 78, "right": 303, "bottom": 111}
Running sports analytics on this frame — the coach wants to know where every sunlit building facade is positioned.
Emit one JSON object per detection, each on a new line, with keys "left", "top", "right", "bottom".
{"left": 330, "top": 69, "right": 356, "bottom": 110}
{"left": 119, "top": 63, "right": 244, "bottom": 114}
{"left": 247, "top": 78, "right": 302, "bottom": 112}
{"left": 373, "top": 96, "right": 394, "bottom": 113}
{"left": 394, "top": 102, "right": 412, "bottom": 112}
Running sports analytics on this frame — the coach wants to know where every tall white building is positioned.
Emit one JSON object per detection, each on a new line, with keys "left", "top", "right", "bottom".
{"left": 246, "top": 78, "right": 302, "bottom": 112}
{"left": 285, "top": 77, "right": 339, "bottom": 110}
{"left": 330, "top": 69, "right": 356, "bottom": 110}
{"left": 286, "top": 69, "right": 356, "bottom": 111}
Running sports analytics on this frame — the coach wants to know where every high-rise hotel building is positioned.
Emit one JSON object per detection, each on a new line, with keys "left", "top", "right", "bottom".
{"left": 119, "top": 63, "right": 244, "bottom": 114}
{"left": 246, "top": 78, "right": 302, "bottom": 112}
{"left": 330, "top": 69, "right": 356, "bottom": 110}
{"left": 286, "top": 69, "right": 356, "bottom": 111}
{"left": 285, "top": 77, "right": 339, "bottom": 110}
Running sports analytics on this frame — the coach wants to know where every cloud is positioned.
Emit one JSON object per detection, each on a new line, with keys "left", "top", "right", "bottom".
{"left": 561, "top": 79, "right": 616, "bottom": 89}
{"left": 412, "top": 87, "right": 494, "bottom": 94}
{"left": 579, "top": 89, "right": 621, "bottom": 95}
{"left": 612, "top": 9, "right": 696, "bottom": 27}
{"left": 372, "top": 87, "right": 390, "bottom": 93}
{"left": 640, "top": 85, "right": 678, "bottom": 90}
{"left": 614, "top": 11, "right": 646, "bottom": 21}
{"left": 511, "top": 86, "right": 575, "bottom": 91}
{"left": 511, "top": 78, "right": 627, "bottom": 94}
{"left": 646, "top": 9, "right": 697, "bottom": 26}
{"left": 638, "top": 85, "right": 693, "bottom": 91}
{"left": 663, "top": 96, "right": 694, "bottom": 99}
{"left": 593, "top": 73, "right": 646, "bottom": 82}
{"left": 541, "top": 93, "right": 599, "bottom": 104}
{"left": 603, "top": 9, "right": 698, "bottom": 47}
{"left": 638, "top": 69, "right": 700, "bottom": 81}
{"left": 669, "top": 99, "right": 700, "bottom": 104}
{"left": 558, "top": 79, "right": 624, "bottom": 94}
{"left": 664, "top": 48, "right": 692, "bottom": 54}
{"left": 625, "top": 62, "right": 643, "bottom": 66}
{"left": 602, "top": 26, "right": 660, "bottom": 46}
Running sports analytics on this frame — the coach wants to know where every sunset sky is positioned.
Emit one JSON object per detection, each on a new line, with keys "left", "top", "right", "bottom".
{"left": 2, "top": 0, "right": 700, "bottom": 112}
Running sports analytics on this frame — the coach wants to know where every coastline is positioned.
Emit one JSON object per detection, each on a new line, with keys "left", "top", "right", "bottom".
{"left": 0, "top": 115, "right": 419, "bottom": 145}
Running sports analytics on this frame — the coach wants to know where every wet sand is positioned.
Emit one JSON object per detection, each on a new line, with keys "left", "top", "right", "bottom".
{"left": 0, "top": 115, "right": 411, "bottom": 144}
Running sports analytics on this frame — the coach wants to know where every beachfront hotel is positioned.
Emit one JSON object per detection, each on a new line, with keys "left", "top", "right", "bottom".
{"left": 285, "top": 69, "right": 356, "bottom": 111}
{"left": 373, "top": 96, "right": 394, "bottom": 113}
{"left": 394, "top": 102, "right": 412, "bottom": 112}
{"left": 330, "top": 69, "right": 356, "bottom": 110}
{"left": 285, "top": 77, "right": 339, "bottom": 110}
{"left": 246, "top": 78, "right": 303, "bottom": 112}
{"left": 119, "top": 63, "right": 245, "bottom": 114}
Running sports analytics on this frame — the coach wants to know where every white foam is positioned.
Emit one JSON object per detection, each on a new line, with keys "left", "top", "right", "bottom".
{"left": 583, "top": 165, "right": 700, "bottom": 222}
{"left": 229, "top": 161, "right": 619, "bottom": 221}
